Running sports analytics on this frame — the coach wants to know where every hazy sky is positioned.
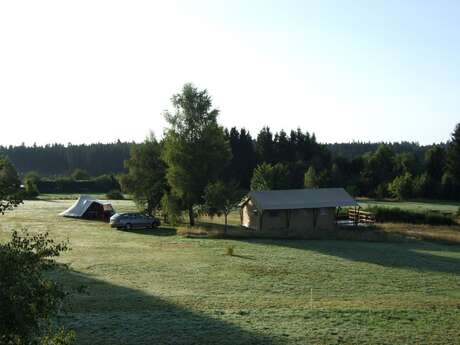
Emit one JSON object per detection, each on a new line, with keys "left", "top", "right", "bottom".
{"left": 1, "top": 0, "right": 459, "bottom": 146}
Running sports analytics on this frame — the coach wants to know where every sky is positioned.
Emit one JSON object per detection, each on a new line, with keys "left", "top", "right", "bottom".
{"left": 0, "top": 0, "right": 459, "bottom": 146}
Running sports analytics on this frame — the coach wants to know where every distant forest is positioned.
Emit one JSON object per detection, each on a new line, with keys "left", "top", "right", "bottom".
{"left": 0, "top": 141, "right": 133, "bottom": 176}
{"left": 1, "top": 125, "right": 458, "bottom": 200}
{"left": 327, "top": 141, "right": 438, "bottom": 160}
{"left": 0, "top": 135, "right": 434, "bottom": 176}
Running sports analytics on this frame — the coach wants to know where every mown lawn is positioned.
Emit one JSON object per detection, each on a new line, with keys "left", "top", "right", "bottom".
{"left": 1, "top": 199, "right": 460, "bottom": 345}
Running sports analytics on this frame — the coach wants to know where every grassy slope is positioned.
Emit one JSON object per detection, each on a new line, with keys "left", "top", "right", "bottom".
{"left": 1, "top": 200, "right": 460, "bottom": 345}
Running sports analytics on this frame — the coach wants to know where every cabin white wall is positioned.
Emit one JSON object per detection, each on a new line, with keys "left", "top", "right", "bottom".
{"left": 242, "top": 200, "right": 259, "bottom": 230}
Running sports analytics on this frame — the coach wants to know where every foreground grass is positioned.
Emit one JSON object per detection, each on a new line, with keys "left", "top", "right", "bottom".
{"left": 1, "top": 200, "right": 460, "bottom": 344}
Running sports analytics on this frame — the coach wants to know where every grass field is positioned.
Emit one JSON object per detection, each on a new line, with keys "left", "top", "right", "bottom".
{"left": 358, "top": 199, "right": 460, "bottom": 215}
{"left": 38, "top": 193, "right": 125, "bottom": 201}
{"left": 1, "top": 199, "right": 460, "bottom": 344}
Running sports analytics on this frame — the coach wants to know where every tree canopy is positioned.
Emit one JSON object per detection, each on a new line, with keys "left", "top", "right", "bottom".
{"left": 120, "top": 137, "right": 166, "bottom": 215}
{"left": 1, "top": 94, "right": 459, "bottom": 203}
{"left": 162, "top": 83, "right": 231, "bottom": 225}
{"left": 250, "top": 163, "right": 289, "bottom": 191}
{"left": 0, "top": 156, "right": 23, "bottom": 214}
{"left": 446, "top": 123, "right": 460, "bottom": 188}
{"left": 203, "top": 180, "right": 243, "bottom": 233}
{"left": 304, "top": 166, "right": 320, "bottom": 188}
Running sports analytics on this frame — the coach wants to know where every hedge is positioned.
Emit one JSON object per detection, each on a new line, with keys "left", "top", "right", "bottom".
{"left": 365, "top": 206, "right": 456, "bottom": 226}
{"left": 37, "top": 175, "right": 120, "bottom": 193}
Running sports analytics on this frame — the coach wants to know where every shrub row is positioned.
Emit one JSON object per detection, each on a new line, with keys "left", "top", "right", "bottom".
{"left": 365, "top": 206, "right": 456, "bottom": 225}
{"left": 37, "top": 175, "right": 120, "bottom": 193}
{"left": 105, "top": 190, "right": 124, "bottom": 200}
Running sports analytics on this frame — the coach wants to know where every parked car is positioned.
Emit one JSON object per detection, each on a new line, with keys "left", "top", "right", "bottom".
{"left": 110, "top": 213, "right": 161, "bottom": 230}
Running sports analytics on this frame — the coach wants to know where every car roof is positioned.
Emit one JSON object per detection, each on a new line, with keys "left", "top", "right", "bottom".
{"left": 120, "top": 212, "right": 149, "bottom": 216}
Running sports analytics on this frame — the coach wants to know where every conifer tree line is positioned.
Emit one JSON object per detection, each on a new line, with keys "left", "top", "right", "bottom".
{"left": 224, "top": 124, "right": 460, "bottom": 201}
{"left": 0, "top": 142, "right": 132, "bottom": 176}
{"left": 1, "top": 84, "right": 460, "bottom": 204}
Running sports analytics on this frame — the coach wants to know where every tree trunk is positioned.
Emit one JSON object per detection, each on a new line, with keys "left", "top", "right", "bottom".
{"left": 188, "top": 205, "right": 195, "bottom": 226}
{"left": 224, "top": 213, "right": 228, "bottom": 235}
{"left": 147, "top": 201, "right": 153, "bottom": 216}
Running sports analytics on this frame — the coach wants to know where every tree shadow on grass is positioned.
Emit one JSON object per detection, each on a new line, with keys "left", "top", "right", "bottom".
{"left": 192, "top": 221, "right": 460, "bottom": 275}
{"left": 118, "top": 226, "right": 177, "bottom": 237}
{"left": 56, "top": 269, "right": 280, "bottom": 345}
{"left": 236, "top": 238, "right": 460, "bottom": 275}
{"left": 227, "top": 254, "right": 256, "bottom": 260}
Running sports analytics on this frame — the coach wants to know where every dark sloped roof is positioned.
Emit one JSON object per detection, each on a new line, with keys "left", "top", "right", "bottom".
{"left": 246, "top": 188, "right": 357, "bottom": 211}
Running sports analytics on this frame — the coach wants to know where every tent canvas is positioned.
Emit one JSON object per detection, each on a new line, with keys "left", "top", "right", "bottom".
{"left": 59, "top": 195, "right": 115, "bottom": 220}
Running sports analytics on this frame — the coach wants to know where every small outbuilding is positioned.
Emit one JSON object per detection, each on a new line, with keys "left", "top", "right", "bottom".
{"left": 59, "top": 195, "right": 115, "bottom": 221}
{"left": 239, "top": 188, "right": 357, "bottom": 235}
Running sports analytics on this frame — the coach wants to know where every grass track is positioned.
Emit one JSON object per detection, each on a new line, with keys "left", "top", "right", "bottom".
{"left": 1, "top": 199, "right": 460, "bottom": 344}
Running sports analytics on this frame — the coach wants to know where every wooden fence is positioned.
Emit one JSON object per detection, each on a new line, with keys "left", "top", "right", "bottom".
{"left": 348, "top": 208, "right": 375, "bottom": 224}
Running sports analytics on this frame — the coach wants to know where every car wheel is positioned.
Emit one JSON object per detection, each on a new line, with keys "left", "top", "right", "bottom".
{"left": 125, "top": 223, "right": 132, "bottom": 230}
{"left": 151, "top": 222, "right": 156, "bottom": 229}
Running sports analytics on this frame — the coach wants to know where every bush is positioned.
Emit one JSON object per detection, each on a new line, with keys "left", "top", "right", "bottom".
{"left": 388, "top": 173, "right": 413, "bottom": 200}
{"left": 71, "top": 169, "right": 90, "bottom": 180}
{"left": 105, "top": 190, "right": 124, "bottom": 200}
{"left": 24, "top": 180, "right": 40, "bottom": 199}
{"left": 23, "top": 172, "right": 41, "bottom": 199}
{"left": 0, "top": 230, "right": 74, "bottom": 344}
{"left": 412, "top": 173, "right": 434, "bottom": 198}
{"left": 366, "top": 206, "right": 455, "bottom": 225}
{"left": 37, "top": 175, "right": 120, "bottom": 193}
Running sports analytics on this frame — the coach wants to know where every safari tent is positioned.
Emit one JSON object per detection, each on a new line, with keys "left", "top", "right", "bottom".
{"left": 59, "top": 195, "right": 115, "bottom": 221}
{"left": 239, "top": 188, "right": 357, "bottom": 234}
